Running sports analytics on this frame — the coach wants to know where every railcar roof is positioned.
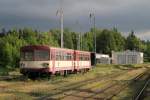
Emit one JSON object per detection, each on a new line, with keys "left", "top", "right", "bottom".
{"left": 21, "top": 45, "right": 50, "bottom": 51}
{"left": 50, "top": 47, "right": 74, "bottom": 51}
{"left": 21, "top": 45, "right": 91, "bottom": 53}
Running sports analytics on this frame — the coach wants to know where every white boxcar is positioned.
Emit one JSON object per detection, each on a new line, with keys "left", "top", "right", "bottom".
{"left": 96, "top": 53, "right": 110, "bottom": 64}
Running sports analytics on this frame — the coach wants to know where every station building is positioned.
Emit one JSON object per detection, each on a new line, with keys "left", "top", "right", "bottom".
{"left": 111, "top": 50, "right": 143, "bottom": 64}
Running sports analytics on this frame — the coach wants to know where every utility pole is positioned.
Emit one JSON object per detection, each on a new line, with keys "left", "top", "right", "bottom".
{"left": 90, "top": 12, "right": 96, "bottom": 66}
{"left": 57, "top": 0, "right": 64, "bottom": 48}
{"left": 76, "top": 21, "right": 80, "bottom": 50}
{"left": 78, "top": 32, "right": 81, "bottom": 50}
{"left": 76, "top": 21, "right": 82, "bottom": 50}
{"left": 80, "top": 32, "right": 82, "bottom": 50}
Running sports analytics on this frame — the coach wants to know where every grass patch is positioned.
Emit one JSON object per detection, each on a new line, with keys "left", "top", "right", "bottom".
{"left": 0, "top": 64, "right": 149, "bottom": 99}
{"left": 13, "top": 92, "right": 33, "bottom": 100}
{"left": 0, "top": 66, "right": 18, "bottom": 76}
{"left": 29, "top": 90, "right": 47, "bottom": 97}
{"left": 0, "top": 67, "right": 9, "bottom": 76}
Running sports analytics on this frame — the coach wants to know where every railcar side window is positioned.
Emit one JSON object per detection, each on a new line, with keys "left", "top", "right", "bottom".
{"left": 79, "top": 54, "right": 83, "bottom": 61}
{"left": 56, "top": 52, "right": 59, "bottom": 60}
{"left": 61, "top": 52, "right": 64, "bottom": 60}
{"left": 56, "top": 51, "right": 60, "bottom": 60}
{"left": 86, "top": 55, "right": 89, "bottom": 61}
{"left": 64, "top": 53, "right": 67, "bottom": 60}
{"left": 20, "top": 52, "right": 24, "bottom": 60}
{"left": 79, "top": 54, "right": 90, "bottom": 61}
{"left": 55, "top": 51, "right": 74, "bottom": 61}
{"left": 67, "top": 53, "right": 71, "bottom": 60}
{"left": 35, "top": 50, "right": 49, "bottom": 61}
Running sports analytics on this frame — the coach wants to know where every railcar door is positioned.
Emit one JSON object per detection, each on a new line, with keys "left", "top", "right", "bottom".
{"left": 73, "top": 51, "right": 76, "bottom": 71}
{"left": 72, "top": 52, "right": 74, "bottom": 71}
{"left": 76, "top": 51, "right": 79, "bottom": 71}
{"left": 51, "top": 49, "right": 55, "bottom": 74}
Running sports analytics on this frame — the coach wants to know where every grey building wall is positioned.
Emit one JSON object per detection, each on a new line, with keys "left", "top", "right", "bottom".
{"left": 112, "top": 51, "right": 143, "bottom": 64}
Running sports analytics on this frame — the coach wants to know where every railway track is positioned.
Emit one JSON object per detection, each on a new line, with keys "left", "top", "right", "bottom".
{"left": 0, "top": 67, "right": 147, "bottom": 100}
{"left": 133, "top": 70, "right": 150, "bottom": 100}
{"left": 38, "top": 69, "right": 134, "bottom": 100}
{"left": 91, "top": 70, "right": 149, "bottom": 100}
{"left": 39, "top": 68, "right": 146, "bottom": 100}
{"left": 108, "top": 68, "right": 150, "bottom": 100}
{"left": 105, "top": 71, "right": 149, "bottom": 100}
{"left": 134, "top": 79, "right": 150, "bottom": 100}
{"left": 71, "top": 68, "right": 149, "bottom": 100}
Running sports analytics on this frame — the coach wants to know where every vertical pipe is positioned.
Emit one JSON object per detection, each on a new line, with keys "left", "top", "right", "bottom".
{"left": 60, "top": 0, "right": 64, "bottom": 48}
{"left": 94, "top": 16, "right": 96, "bottom": 55}
{"left": 81, "top": 33, "right": 82, "bottom": 50}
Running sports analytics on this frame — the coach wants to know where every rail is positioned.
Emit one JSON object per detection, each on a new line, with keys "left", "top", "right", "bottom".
{"left": 134, "top": 78, "right": 150, "bottom": 100}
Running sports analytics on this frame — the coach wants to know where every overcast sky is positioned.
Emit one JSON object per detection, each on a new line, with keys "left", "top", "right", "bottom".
{"left": 0, "top": 0, "right": 150, "bottom": 40}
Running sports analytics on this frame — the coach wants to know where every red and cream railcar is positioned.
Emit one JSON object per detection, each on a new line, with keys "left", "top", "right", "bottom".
{"left": 74, "top": 50, "right": 91, "bottom": 71}
{"left": 50, "top": 47, "right": 75, "bottom": 74}
{"left": 20, "top": 45, "right": 91, "bottom": 75}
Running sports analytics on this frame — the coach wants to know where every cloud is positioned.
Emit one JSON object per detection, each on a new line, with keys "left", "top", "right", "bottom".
{"left": 136, "top": 31, "right": 150, "bottom": 40}
{"left": 0, "top": 0, "right": 150, "bottom": 40}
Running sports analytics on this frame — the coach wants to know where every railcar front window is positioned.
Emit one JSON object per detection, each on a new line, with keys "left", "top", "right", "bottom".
{"left": 21, "top": 51, "right": 33, "bottom": 61}
{"left": 35, "top": 50, "right": 49, "bottom": 61}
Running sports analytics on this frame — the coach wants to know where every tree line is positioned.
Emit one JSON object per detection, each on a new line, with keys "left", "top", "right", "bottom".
{"left": 0, "top": 27, "right": 150, "bottom": 69}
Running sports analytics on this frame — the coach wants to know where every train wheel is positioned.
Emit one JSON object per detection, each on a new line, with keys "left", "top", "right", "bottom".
{"left": 44, "top": 73, "right": 52, "bottom": 80}
{"left": 59, "top": 71, "right": 64, "bottom": 76}
{"left": 73, "top": 70, "right": 77, "bottom": 74}
{"left": 81, "top": 69, "right": 86, "bottom": 74}
{"left": 83, "top": 69, "right": 86, "bottom": 73}
{"left": 86, "top": 68, "right": 90, "bottom": 72}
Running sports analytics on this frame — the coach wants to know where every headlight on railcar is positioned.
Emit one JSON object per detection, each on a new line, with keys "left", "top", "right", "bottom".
{"left": 42, "top": 63, "right": 49, "bottom": 68}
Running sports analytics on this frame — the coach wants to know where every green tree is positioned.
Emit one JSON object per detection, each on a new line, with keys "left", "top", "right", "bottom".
{"left": 37, "top": 32, "right": 58, "bottom": 46}
{"left": 50, "top": 28, "right": 74, "bottom": 49}
{"left": 111, "top": 28, "right": 125, "bottom": 51}
{"left": 144, "top": 41, "right": 150, "bottom": 62}
{"left": 50, "top": 29, "right": 61, "bottom": 47}
{"left": 126, "top": 31, "right": 143, "bottom": 51}
{"left": 63, "top": 28, "right": 73, "bottom": 49}
{"left": 96, "top": 29, "right": 117, "bottom": 54}
{"left": 22, "top": 28, "right": 38, "bottom": 45}
{"left": 82, "top": 32, "right": 94, "bottom": 51}
{"left": 71, "top": 32, "right": 78, "bottom": 50}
